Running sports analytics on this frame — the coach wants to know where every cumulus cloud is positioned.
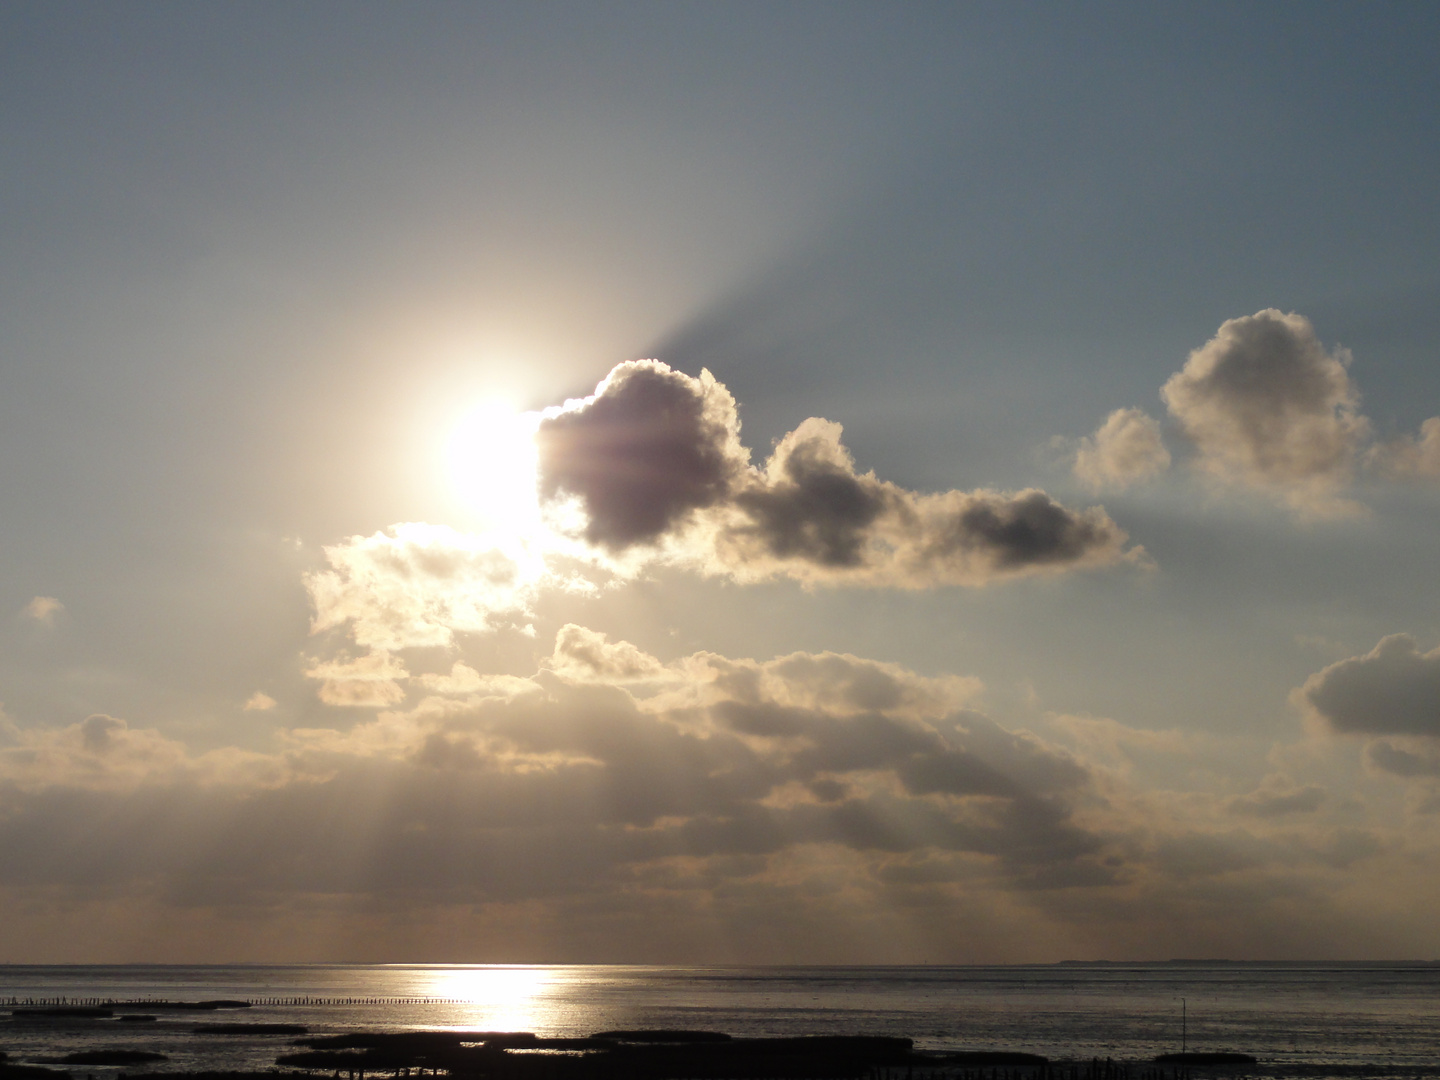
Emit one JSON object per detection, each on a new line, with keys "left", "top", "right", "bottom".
{"left": 411, "top": 662, "right": 538, "bottom": 699}
{"left": 537, "top": 363, "right": 1139, "bottom": 587}
{"left": 0, "top": 628, "right": 1414, "bottom": 961}
{"left": 1069, "top": 310, "right": 1440, "bottom": 513}
{"left": 21, "top": 596, "right": 62, "bottom": 625}
{"left": 1160, "top": 309, "right": 1368, "bottom": 513}
{"left": 723, "top": 418, "right": 1137, "bottom": 586}
{"left": 1296, "top": 634, "right": 1440, "bottom": 737}
{"left": 709, "top": 648, "right": 981, "bottom": 719}
{"left": 0, "top": 630, "right": 1112, "bottom": 898}
{"left": 301, "top": 363, "right": 1138, "bottom": 712}
{"left": 305, "top": 523, "right": 556, "bottom": 652}
{"left": 536, "top": 361, "right": 749, "bottom": 549}
{"left": 1072, "top": 408, "right": 1171, "bottom": 491}
{"left": 0, "top": 714, "right": 282, "bottom": 792}
{"left": 547, "top": 624, "right": 667, "bottom": 683}
{"left": 243, "top": 692, "right": 277, "bottom": 712}
{"left": 1369, "top": 416, "right": 1440, "bottom": 479}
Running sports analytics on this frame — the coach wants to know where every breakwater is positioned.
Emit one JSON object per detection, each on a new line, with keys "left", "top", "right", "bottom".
{"left": 3, "top": 997, "right": 471, "bottom": 1008}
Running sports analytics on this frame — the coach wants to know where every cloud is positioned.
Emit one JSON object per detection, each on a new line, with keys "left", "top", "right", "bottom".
{"left": 304, "top": 365, "right": 1139, "bottom": 698}
{"left": 714, "top": 649, "right": 981, "bottom": 718}
{"left": 536, "top": 361, "right": 749, "bottom": 549}
{"left": 412, "top": 662, "right": 538, "bottom": 699}
{"left": 1369, "top": 416, "right": 1440, "bottom": 479}
{"left": 0, "top": 714, "right": 283, "bottom": 792}
{"left": 1296, "top": 634, "right": 1440, "bottom": 737}
{"left": 306, "top": 523, "right": 552, "bottom": 652}
{"left": 306, "top": 652, "right": 409, "bottom": 708}
{"left": 547, "top": 624, "right": 667, "bottom": 683}
{"left": 21, "top": 596, "right": 63, "bottom": 625}
{"left": 537, "top": 363, "right": 1140, "bottom": 587}
{"left": 243, "top": 692, "right": 277, "bottom": 712}
{"left": 0, "top": 627, "right": 1416, "bottom": 961}
{"left": 1160, "top": 309, "right": 1368, "bottom": 513}
{"left": 0, "top": 629, "right": 1113, "bottom": 898}
{"left": 723, "top": 419, "right": 1137, "bottom": 586}
{"left": 1069, "top": 310, "right": 1440, "bottom": 513}
{"left": 1365, "top": 739, "right": 1440, "bottom": 779}
{"left": 1072, "top": 408, "right": 1171, "bottom": 491}
{"left": 1228, "top": 783, "right": 1327, "bottom": 818}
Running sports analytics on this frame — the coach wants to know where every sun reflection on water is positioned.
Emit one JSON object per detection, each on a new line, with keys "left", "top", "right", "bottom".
{"left": 418, "top": 966, "right": 567, "bottom": 1033}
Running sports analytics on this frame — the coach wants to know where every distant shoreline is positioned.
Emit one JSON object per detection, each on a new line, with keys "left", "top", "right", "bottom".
{"left": 4, "top": 960, "right": 1440, "bottom": 969}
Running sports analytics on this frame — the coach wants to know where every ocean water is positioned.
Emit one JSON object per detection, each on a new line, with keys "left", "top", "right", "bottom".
{"left": 2, "top": 964, "right": 1438, "bottom": 1075}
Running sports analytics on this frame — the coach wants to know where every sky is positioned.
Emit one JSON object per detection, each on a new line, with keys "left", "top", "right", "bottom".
{"left": 2, "top": 1, "right": 1440, "bottom": 964}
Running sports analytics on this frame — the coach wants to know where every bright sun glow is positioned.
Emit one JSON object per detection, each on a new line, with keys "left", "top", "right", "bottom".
{"left": 420, "top": 965, "right": 564, "bottom": 1032}
{"left": 445, "top": 400, "right": 542, "bottom": 531}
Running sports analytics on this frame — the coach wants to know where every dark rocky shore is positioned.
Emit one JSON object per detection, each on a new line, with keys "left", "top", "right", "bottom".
{"left": 0, "top": 1027, "right": 1281, "bottom": 1080}
{"left": 6, "top": 1031, "right": 1049, "bottom": 1080}
{"left": 9, "top": 1011, "right": 1352, "bottom": 1080}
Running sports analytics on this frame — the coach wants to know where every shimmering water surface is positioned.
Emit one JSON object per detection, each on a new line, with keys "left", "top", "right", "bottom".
{"left": 2, "top": 964, "right": 1438, "bottom": 1073}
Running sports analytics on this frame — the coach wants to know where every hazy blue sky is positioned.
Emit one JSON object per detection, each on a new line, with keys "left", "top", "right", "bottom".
{"left": 2, "top": 2, "right": 1440, "bottom": 963}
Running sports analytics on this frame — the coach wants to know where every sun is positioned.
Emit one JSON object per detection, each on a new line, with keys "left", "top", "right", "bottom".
{"left": 417, "top": 966, "right": 567, "bottom": 1032}
{"left": 444, "top": 399, "right": 542, "bottom": 531}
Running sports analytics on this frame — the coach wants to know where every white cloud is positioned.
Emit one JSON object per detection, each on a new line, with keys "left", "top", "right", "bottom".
{"left": 547, "top": 624, "right": 667, "bottom": 683}
{"left": 305, "top": 523, "right": 551, "bottom": 653}
{"left": 1369, "top": 416, "right": 1440, "bottom": 479}
{"left": 306, "top": 652, "right": 409, "bottom": 708}
{"left": 414, "top": 662, "right": 539, "bottom": 700}
{"left": 0, "top": 714, "right": 283, "bottom": 792}
{"left": 1073, "top": 408, "right": 1171, "bottom": 491}
{"left": 243, "top": 692, "right": 277, "bottom": 712}
{"left": 21, "top": 596, "right": 63, "bottom": 625}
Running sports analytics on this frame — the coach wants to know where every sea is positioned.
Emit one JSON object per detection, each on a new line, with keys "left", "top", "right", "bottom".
{"left": 2, "top": 964, "right": 1438, "bottom": 1077}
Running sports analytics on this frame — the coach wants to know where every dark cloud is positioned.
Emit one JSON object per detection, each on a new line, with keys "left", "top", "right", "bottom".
{"left": 535, "top": 360, "right": 748, "bottom": 548}
{"left": 535, "top": 363, "right": 1138, "bottom": 586}
{"left": 726, "top": 421, "right": 1134, "bottom": 584}
{"left": 1297, "top": 634, "right": 1440, "bottom": 737}
{"left": 1365, "top": 740, "right": 1440, "bottom": 778}
{"left": 897, "top": 749, "right": 1019, "bottom": 798}
{"left": 931, "top": 489, "right": 1123, "bottom": 572}
{"left": 729, "top": 419, "right": 892, "bottom": 567}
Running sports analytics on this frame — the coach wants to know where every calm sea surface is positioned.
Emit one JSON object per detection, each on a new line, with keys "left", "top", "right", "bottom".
{"left": 2, "top": 965, "right": 1439, "bottom": 1074}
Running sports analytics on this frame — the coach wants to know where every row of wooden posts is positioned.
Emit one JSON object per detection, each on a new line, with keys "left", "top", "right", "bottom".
{"left": 3, "top": 996, "right": 470, "bottom": 1006}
